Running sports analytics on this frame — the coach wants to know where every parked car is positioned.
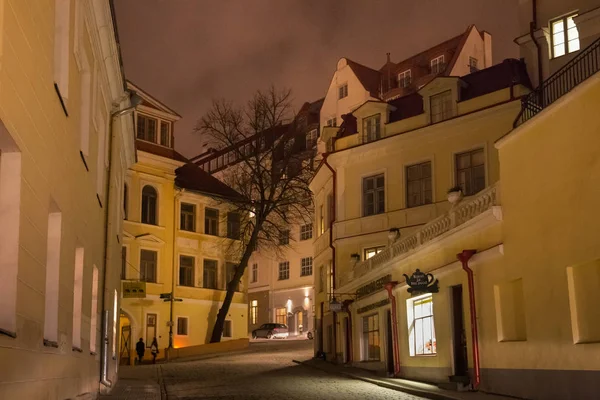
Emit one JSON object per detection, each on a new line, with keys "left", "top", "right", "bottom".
{"left": 252, "top": 323, "right": 289, "bottom": 339}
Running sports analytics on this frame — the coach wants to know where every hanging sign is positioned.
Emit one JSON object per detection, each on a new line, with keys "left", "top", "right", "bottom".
{"left": 356, "top": 274, "right": 392, "bottom": 298}
{"left": 122, "top": 281, "right": 147, "bottom": 298}
{"left": 403, "top": 269, "right": 439, "bottom": 294}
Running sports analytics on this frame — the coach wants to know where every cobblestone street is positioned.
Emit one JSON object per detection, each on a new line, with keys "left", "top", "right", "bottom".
{"left": 161, "top": 340, "right": 428, "bottom": 400}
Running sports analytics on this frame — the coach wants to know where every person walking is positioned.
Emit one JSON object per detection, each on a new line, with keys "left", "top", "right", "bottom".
{"left": 150, "top": 337, "right": 159, "bottom": 364}
{"left": 135, "top": 338, "right": 145, "bottom": 365}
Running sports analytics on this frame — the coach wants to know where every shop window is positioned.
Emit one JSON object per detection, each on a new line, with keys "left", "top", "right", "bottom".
{"left": 362, "top": 314, "right": 380, "bottom": 361}
{"left": 406, "top": 294, "right": 436, "bottom": 356}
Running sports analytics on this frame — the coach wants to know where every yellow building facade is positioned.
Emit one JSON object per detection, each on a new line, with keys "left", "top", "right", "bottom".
{"left": 0, "top": 0, "right": 136, "bottom": 398}
{"left": 120, "top": 83, "right": 248, "bottom": 364}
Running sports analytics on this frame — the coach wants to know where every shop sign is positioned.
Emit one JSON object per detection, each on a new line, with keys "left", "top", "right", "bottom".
{"left": 123, "top": 281, "right": 146, "bottom": 298}
{"left": 356, "top": 274, "right": 392, "bottom": 298}
{"left": 357, "top": 298, "right": 390, "bottom": 314}
{"left": 403, "top": 269, "right": 439, "bottom": 294}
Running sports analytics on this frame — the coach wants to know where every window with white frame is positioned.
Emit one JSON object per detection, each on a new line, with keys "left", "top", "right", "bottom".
{"left": 363, "top": 313, "right": 380, "bottom": 361}
{"left": 300, "top": 223, "right": 313, "bottom": 241}
{"left": 398, "top": 69, "right": 412, "bottom": 88}
{"left": 205, "top": 208, "right": 219, "bottom": 236}
{"left": 430, "top": 90, "right": 453, "bottom": 123}
{"left": 278, "top": 261, "right": 290, "bottom": 280}
{"left": 364, "top": 246, "right": 385, "bottom": 260}
{"left": 455, "top": 148, "right": 485, "bottom": 196}
{"left": 363, "top": 114, "right": 381, "bottom": 142}
{"left": 137, "top": 114, "right": 158, "bottom": 143}
{"left": 407, "top": 294, "right": 436, "bottom": 356}
{"left": 177, "top": 317, "right": 188, "bottom": 335}
{"left": 551, "top": 14, "right": 580, "bottom": 58}
{"left": 160, "top": 121, "right": 170, "bottom": 147}
{"left": 430, "top": 55, "right": 445, "bottom": 74}
{"left": 301, "top": 257, "right": 313, "bottom": 277}
{"left": 250, "top": 300, "right": 258, "bottom": 324}
{"left": 326, "top": 117, "right": 337, "bottom": 127}
{"left": 180, "top": 203, "right": 196, "bottom": 232}
{"left": 251, "top": 263, "right": 258, "bottom": 283}
{"left": 406, "top": 161, "right": 433, "bottom": 208}
{"left": 363, "top": 174, "right": 385, "bottom": 216}
{"left": 306, "top": 129, "right": 318, "bottom": 149}
{"left": 338, "top": 83, "right": 348, "bottom": 99}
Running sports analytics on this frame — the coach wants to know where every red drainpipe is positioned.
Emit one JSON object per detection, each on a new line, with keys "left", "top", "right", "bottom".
{"left": 323, "top": 154, "right": 337, "bottom": 361}
{"left": 457, "top": 249, "right": 480, "bottom": 389}
{"left": 384, "top": 282, "right": 401, "bottom": 376}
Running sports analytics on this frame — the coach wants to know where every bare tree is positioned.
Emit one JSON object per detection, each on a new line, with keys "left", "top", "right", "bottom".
{"left": 196, "top": 86, "right": 314, "bottom": 343}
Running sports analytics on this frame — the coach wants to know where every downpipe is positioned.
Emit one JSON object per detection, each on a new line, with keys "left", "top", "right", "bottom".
{"left": 457, "top": 250, "right": 480, "bottom": 390}
{"left": 100, "top": 310, "right": 112, "bottom": 387}
{"left": 323, "top": 154, "right": 337, "bottom": 361}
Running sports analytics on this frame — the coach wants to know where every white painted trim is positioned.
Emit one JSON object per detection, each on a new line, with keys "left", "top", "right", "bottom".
{"left": 174, "top": 315, "right": 189, "bottom": 336}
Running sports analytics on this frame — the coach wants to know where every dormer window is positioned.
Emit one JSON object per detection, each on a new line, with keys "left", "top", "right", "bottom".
{"left": 363, "top": 114, "right": 381, "bottom": 142}
{"left": 338, "top": 84, "right": 348, "bottom": 99}
{"left": 160, "top": 121, "right": 170, "bottom": 147}
{"left": 430, "top": 90, "right": 453, "bottom": 123}
{"left": 398, "top": 70, "right": 412, "bottom": 88}
{"left": 136, "top": 114, "right": 157, "bottom": 143}
{"left": 430, "top": 55, "right": 445, "bottom": 75}
{"left": 551, "top": 14, "right": 580, "bottom": 58}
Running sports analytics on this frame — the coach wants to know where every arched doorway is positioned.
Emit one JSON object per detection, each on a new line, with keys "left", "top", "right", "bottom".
{"left": 119, "top": 310, "right": 133, "bottom": 365}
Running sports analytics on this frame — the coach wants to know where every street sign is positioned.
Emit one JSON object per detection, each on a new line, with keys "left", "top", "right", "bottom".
{"left": 122, "top": 282, "right": 146, "bottom": 298}
{"left": 160, "top": 292, "right": 172, "bottom": 300}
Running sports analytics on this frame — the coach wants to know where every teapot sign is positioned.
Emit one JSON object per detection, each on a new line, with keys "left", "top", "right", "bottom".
{"left": 403, "top": 269, "right": 439, "bottom": 294}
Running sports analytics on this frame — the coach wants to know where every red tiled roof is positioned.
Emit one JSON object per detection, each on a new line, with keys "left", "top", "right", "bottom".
{"left": 346, "top": 59, "right": 382, "bottom": 98}
{"left": 175, "top": 162, "right": 243, "bottom": 200}
{"left": 136, "top": 139, "right": 188, "bottom": 162}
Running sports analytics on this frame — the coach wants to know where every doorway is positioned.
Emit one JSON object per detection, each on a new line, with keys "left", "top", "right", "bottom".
{"left": 451, "top": 285, "right": 469, "bottom": 378}
{"left": 386, "top": 310, "right": 394, "bottom": 375}
{"left": 318, "top": 302, "right": 324, "bottom": 353}
{"left": 344, "top": 317, "right": 351, "bottom": 363}
{"left": 119, "top": 312, "right": 132, "bottom": 365}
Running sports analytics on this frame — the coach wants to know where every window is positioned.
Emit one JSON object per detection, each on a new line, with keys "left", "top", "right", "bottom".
{"left": 300, "top": 224, "right": 313, "bottom": 241}
{"left": 328, "top": 261, "right": 334, "bottom": 299}
{"left": 430, "top": 55, "right": 445, "bottom": 74}
{"left": 279, "top": 230, "right": 290, "bottom": 245}
{"left": 227, "top": 212, "right": 241, "bottom": 240}
{"left": 364, "top": 246, "right": 385, "bottom": 260}
{"left": 141, "top": 185, "right": 158, "bottom": 225}
{"left": 177, "top": 317, "right": 188, "bottom": 335}
{"left": 179, "top": 255, "right": 195, "bottom": 287}
{"left": 72, "top": 247, "right": 84, "bottom": 349}
{"left": 44, "top": 211, "right": 62, "bottom": 344}
{"left": 140, "top": 250, "right": 157, "bottom": 283}
{"left": 326, "top": 117, "right": 337, "bottom": 127}
{"left": 137, "top": 114, "right": 157, "bottom": 143}
{"left": 430, "top": 90, "right": 453, "bottom": 123}
{"left": 54, "top": 0, "right": 70, "bottom": 98}
{"left": 146, "top": 314, "right": 157, "bottom": 347}
{"left": 319, "top": 266, "right": 325, "bottom": 293}
{"left": 226, "top": 262, "right": 239, "bottom": 292}
{"left": 276, "top": 308, "right": 287, "bottom": 325}
{"left": 407, "top": 294, "right": 436, "bottom": 356}
{"left": 123, "top": 184, "right": 128, "bottom": 219}
{"left": 278, "top": 261, "right": 290, "bottom": 280}
{"left": 90, "top": 266, "right": 98, "bottom": 353}
{"left": 250, "top": 300, "right": 258, "bottom": 324}
{"left": 306, "top": 129, "right": 318, "bottom": 149}
{"left": 398, "top": 69, "right": 412, "bottom": 88}
{"left": 455, "top": 148, "right": 485, "bottom": 196}
{"left": 319, "top": 205, "right": 325, "bottom": 235}
{"left": 338, "top": 84, "right": 348, "bottom": 99}
{"left": 363, "top": 314, "right": 380, "bottom": 361}
{"left": 406, "top": 161, "right": 432, "bottom": 208}
{"left": 223, "top": 320, "right": 232, "bottom": 338}
{"left": 180, "top": 203, "right": 196, "bottom": 232}
{"left": 363, "top": 114, "right": 381, "bottom": 142}
{"left": 301, "top": 257, "right": 313, "bottom": 277}
{"left": 552, "top": 14, "right": 580, "bottom": 58}
{"left": 469, "top": 57, "right": 479, "bottom": 73}
{"left": 363, "top": 174, "right": 385, "bottom": 216}
{"left": 121, "top": 246, "right": 127, "bottom": 280}
{"left": 205, "top": 208, "right": 219, "bottom": 236}
{"left": 251, "top": 263, "right": 258, "bottom": 283}
{"left": 160, "top": 121, "right": 170, "bottom": 146}
{"left": 203, "top": 259, "right": 218, "bottom": 289}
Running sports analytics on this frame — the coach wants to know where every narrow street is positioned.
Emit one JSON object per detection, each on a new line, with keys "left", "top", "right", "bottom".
{"left": 161, "top": 340, "right": 427, "bottom": 400}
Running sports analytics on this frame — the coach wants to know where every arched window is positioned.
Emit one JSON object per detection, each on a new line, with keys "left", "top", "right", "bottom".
{"left": 141, "top": 185, "right": 157, "bottom": 225}
{"left": 123, "top": 183, "right": 128, "bottom": 220}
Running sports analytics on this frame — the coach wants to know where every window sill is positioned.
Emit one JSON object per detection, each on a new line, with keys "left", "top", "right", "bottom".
{"left": 90, "top": 351, "right": 97, "bottom": 356}
{"left": 0, "top": 328, "right": 17, "bottom": 339}
{"left": 411, "top": 353, "right": 437, "bottom": 357}
{"left": 43, "top": 339, "right": 59, "bottom": 348}
{"left": 72, "top": 346, "right": 83, "bottom": 353}
{"left": 124, "top": 220, "right": 166, "bottom": 230}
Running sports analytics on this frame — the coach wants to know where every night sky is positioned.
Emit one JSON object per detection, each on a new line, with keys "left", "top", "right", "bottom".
{"left": 114, "top": 0, "right": 520, "bottom": 158}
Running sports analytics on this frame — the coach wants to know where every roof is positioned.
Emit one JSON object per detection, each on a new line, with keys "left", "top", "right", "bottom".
{"left": 346, "top": 59, "right": 382, "bottom": 98}
{"left": 460, "top": 58, "right": 532, "bottom": 101}
{"left": 126, "top": 80, "right": 182, "bottom": 119}
{"left": 175, "top": 162, "right": 243, "bottom": 200}
{"left": 136, "top": 140, "right": 188, "bottom": 162}
{"left": 309, "top": 98, "right": 325, "bottom": 113}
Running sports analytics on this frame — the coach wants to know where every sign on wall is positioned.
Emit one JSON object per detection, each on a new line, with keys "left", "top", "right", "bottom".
{"left": 356, "top": 274, "right": 392, "bottom": 298}
{"left": 122, "top": 281, "right": 147, "bottom": 298}
{"left": 403, "top": 269, "right": 439, "bottom": 294}
{"left": 357, "top": 298, "right": 390, "bottom": 314}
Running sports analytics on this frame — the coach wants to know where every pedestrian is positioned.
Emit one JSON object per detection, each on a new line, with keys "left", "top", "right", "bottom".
{"left": 136, "top": 338, "right": 145, "bottom": 365}
{"left": 150, "top": 337, "right": 159, "bottom": 364}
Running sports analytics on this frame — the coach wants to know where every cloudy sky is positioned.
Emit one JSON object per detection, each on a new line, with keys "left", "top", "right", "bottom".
{"left": 114, "top": 0, "right": 521, "bottom": 158}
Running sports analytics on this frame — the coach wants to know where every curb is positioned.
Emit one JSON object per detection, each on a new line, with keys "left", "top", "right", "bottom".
{"left": 158, "top": 365, "right": 168, "bottom": 400}
{"left": 292, "top": 359, "right": 461, "bottom": 400}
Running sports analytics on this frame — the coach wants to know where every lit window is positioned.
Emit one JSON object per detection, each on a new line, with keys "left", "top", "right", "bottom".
{"left": 177, "top": 317, "right": 188, "bottom": 336}
{"left": 301, "top": 257, "right": 313, "bottom": 277}
{"left": 455, "top": 148, "right": 485, "bottom": 196}
{"left": 306, "top": 129, "right": 318, "bottom": 149}
{"left": 406, "top": 161, "right": 433, "bottom": 208}
{"left": 276, "top": 308, "right": 287, "bottom": 325}
{"left": 250, "top": 300, "right": 258, "bottom": 324}
{"left": 552, "top": 14, "right": 580, "bottom": 58}
{"left": 300, "top": 224, "right": 313, "bottom": 241}
{"left": 362, "top": 174, "right": 385, "bottom": 216}
{"left": 364, "top": 246, "right": 385, "bottom": 260}
{"left": 251, "top": 263, "right": 258, "bottom": 283}
{"left": 407, "top": 294, "right": 436, "bottom": 356}
{"left": 363, "top": 114, "right": 381, "bottom": 142}
{"left": 180, "top": 203, "right": 196, "bottom": 232}
{"left": 430, "top": 55, "right": 445, "bottom": 74}
{"left": 398, "top": 70, "right": 412, "bottom": 88}
{"left": 319, "top": 205, "right": 325, "bottom": 235}
{"left": 430, "top": 90, "right": 453, "bottom": 123}
{"left": 338, "top": 84, "right": 348, "bottom": 99}
{"left": 278, "top": 262, "right": 290, "bottom": 280}
{"left": 363, "top": 314, "right": 380, "bottom": 360}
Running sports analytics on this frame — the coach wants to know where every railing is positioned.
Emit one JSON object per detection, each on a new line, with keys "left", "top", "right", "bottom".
{"left": 514, "top": 36, "right": 600, "bottom": 128}
{"left": 339, "top": 183, "right": 499, "bottom": 287}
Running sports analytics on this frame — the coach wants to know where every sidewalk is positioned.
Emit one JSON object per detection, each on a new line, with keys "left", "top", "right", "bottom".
{"left": 98, "top": 365, "right": 163, "bottom": 400}
{"left": 293, "top": 358, "right": 521, "bottom": 400}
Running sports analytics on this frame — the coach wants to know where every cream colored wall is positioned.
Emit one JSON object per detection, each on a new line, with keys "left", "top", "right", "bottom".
{"left": 493, "top": 74, "right": 600, "bottom": 371}
{"left": 449, "top": 28, "right": 487, "bottom": 76}
{"left": 0, "top": 0, "right": 133, "bottom": 398}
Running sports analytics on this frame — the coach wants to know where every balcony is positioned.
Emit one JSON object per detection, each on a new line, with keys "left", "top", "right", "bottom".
{"left": 339, "top": 183, "right": 500, "bottom": 287}
{"left": 514, "top": 36, "right": 600, "bottom": 128}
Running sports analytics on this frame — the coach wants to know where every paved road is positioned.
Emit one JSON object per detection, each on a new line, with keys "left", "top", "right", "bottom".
{"left": 161, "top": 339, "right": 427, "bottom": 400}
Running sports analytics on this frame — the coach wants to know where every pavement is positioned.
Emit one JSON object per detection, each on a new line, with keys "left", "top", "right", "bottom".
{"left": 98, "top": 339, "right": 519, "bottom": 400}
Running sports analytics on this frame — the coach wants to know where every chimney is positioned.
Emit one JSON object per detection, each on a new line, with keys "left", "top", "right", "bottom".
{"left": 386, "top": 52, "right": 391, "bottom": 63}
{"left": 482, "top": 31, "right": 492, "bottom": 68}
{"left": 386, "top": 53, "right": 392, "bottom": 94}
